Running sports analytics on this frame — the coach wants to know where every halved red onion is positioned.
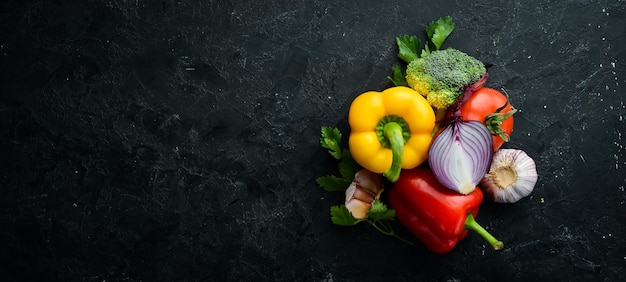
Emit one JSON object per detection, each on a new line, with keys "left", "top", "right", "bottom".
{"left": 428, "top": 120, "right": 494, "bottom": 194}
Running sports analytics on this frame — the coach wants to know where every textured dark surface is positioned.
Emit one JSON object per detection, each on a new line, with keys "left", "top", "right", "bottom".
{"left": 1, "top": 0, "right": 625, "bottom": 281}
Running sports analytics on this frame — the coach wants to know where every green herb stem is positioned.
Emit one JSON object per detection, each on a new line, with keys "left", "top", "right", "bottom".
{"left": 367, "top": 219, "right": 413, "bottom": 246}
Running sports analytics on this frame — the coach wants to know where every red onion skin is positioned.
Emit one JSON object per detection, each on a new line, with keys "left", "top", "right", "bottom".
{"left": 428, "top": 119, "right": 493, "bottom": 194}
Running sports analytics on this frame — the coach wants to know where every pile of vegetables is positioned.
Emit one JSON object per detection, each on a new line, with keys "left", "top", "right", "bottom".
{"left": 318, "top": 16, "right": 538, "bottom": 254}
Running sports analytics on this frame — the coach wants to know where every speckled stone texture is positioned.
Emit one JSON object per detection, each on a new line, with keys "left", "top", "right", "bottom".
{"left": 1, "top": 0, "right": 625, "bottom": 281}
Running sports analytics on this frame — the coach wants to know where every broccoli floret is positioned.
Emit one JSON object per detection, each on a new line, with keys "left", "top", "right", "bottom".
{"left": 405, "top": 48, "right": 486, "bottom": 109}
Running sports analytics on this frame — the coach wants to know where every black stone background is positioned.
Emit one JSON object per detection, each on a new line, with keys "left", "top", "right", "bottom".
{"left": 1, "top": 0, "right": 625, "bottom": 281}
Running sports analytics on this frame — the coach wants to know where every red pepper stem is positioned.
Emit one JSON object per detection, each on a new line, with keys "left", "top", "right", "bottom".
{"left": 464, "top": 213, "right": 504, "bottom": 251}
{"left": 382, "top": 122, "right": 404, "bottom": 183}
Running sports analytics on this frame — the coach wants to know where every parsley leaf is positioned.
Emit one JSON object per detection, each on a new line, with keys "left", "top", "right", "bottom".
{"left": 388, "top": 65, "right": 407, "bottom": 87}
{"left": 396, "top": 35, "right": 421, "bottom": 63}
{"left": 426, "top": 16, "right": 455, "bottom": 51}
{"left": 320, "top": 126, "right": 342, "bottom": 160}
{"left": 317, "top": 128, "right": 360, "bottom": 193}
{"left": 330, "top": 205, "right": 360, "bottom": 226}
{"left": 367, "top": 200, "right": 397, "bottom": 222}
{"left": 337, "top": 149, "right": 360, "bottom": 180}
{"left": 317, "top": 175, "right": 352, "bottom": 192}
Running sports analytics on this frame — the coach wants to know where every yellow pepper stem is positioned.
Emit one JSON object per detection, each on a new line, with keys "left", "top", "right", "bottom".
{"left": 382, "top": 122, "right": 404, "bottom": 183}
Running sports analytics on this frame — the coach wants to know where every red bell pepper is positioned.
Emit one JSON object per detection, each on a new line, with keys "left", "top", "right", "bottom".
{"left": 388, "top": 167, "right": 503, "bottom": 254}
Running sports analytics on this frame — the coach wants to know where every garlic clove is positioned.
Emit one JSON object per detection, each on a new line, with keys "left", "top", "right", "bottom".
{"left": 345, "top": 198, "right": 373, "bottom": 219}
{"left": 353, "top": 169, "right": 384, "bottom": 198}
{"left": 344, "top": 169, "right": 385, "bottom": 219}
{"left": 480, "top": 149, "right": 538, "bottom": 203}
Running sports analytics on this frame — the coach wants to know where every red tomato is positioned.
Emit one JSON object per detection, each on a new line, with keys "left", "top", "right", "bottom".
{"left": 458, "top": 87, "right": 515, "bottom": 151}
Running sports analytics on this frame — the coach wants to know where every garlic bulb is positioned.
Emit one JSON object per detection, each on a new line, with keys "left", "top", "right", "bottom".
{"left": 480, "top": 149, "right": 538, "bottom": 203}
{"left": 345, "top": 169, "right": 384, "bottom": 219}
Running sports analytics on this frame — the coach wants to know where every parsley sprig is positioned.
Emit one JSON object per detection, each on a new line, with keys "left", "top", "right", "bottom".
{"left": 331, "top": 200, "right": 413, "bottom": 245}
{"left": 317, "top": 126, "right": 413, "bottom": 245}
{"left": 388, "top": 16, "right": 455, "bottom": 86}
{"left": 317, "top": 126, "right": 360, "bottom": 192}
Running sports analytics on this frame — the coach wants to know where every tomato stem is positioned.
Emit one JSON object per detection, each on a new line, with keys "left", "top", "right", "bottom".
{"left": 485, "top": 93, "right": 517, "bottom": 142}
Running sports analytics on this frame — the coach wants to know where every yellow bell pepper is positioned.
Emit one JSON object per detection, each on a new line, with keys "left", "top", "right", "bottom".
{"left": 348, "top": 86, "right": 435, "bottom": 182}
